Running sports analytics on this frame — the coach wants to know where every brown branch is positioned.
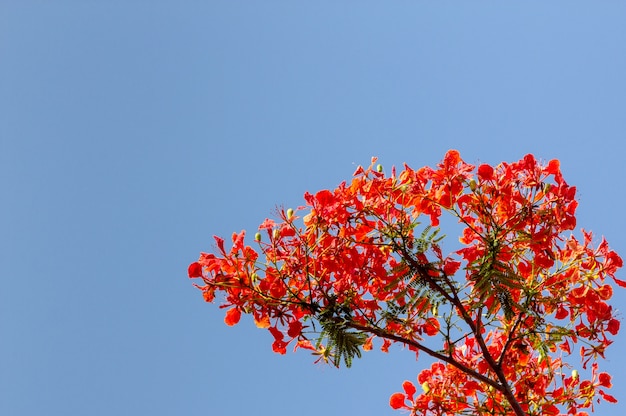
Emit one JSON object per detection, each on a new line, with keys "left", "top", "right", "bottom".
{"left": 346, "top": 321, "right": 502, "bottom": 391}
{"left": 397, "top": 247, "right": 527, "bottom": 416}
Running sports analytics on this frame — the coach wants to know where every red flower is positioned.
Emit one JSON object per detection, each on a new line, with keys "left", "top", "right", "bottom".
{"left": 607, "top": 319, "right": 620, "bottom": 335}
{"left": 477, "top": 164, "right": 494, "bottom": 181}
{"left": 389, "top": 393, "right": 408, "bottom": 410}
{"left": 402, "top": 380, "right": 417, "bottom": 399}
{"left": 599, "top": 390, "right": 618, "bottom": 403}
{"left": 224, "top": 308, "right": 241, "bottom": 326}
{"left": 187, "top": 262, "right": 203, "bottom": 278}
{"left": 598, "top": 372, "right": 612, "bottom": 388}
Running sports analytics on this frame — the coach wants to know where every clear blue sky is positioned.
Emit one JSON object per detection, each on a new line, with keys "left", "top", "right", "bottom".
{"left": 2, "top": 2, "right": 625, "bottom": 415}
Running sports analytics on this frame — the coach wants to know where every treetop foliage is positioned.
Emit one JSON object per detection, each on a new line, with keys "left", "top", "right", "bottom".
{"left": 189, "top": 150, "right": 623, "bottom": 415}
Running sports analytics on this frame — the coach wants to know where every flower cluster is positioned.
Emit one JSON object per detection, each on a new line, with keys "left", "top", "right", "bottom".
{"left": 189, "top": 150, "right": 623, "bottom": 415}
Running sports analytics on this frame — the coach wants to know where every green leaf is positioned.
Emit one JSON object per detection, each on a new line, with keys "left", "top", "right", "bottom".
{"left": 317, "top": 317, "right": 367, "bottom": 368}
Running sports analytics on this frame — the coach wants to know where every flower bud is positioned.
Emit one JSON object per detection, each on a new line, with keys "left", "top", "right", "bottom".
{"left": 421, "top": 382, "right": 431, "bottom": 394}
{"left": 572, "top": 369, "right": 579, "bottom": 380}
{"left": 287, "top": 208, "right": 294, "bottom": 219}
{"left": 469, "top": 179, "right": 477, "bottom": 191}
{"left": 254, "top": 232, "right": 262, "bottom": 242}
{"left": 376, "top": 164, "right": 383, "bottom": 173}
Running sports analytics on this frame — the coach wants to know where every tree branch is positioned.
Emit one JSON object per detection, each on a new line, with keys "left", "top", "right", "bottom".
{"left": 397, "top": 246, "right": 527, "bottom": 416}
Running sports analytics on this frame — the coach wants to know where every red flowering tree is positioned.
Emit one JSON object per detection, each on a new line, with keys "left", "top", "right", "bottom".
{"left": 189, "top": 151, "right": 624, "bottom": 415}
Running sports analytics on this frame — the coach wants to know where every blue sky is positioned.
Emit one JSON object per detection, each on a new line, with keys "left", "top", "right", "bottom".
{"left": 2, "top": 2, "right": 625, "bottom": 415}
